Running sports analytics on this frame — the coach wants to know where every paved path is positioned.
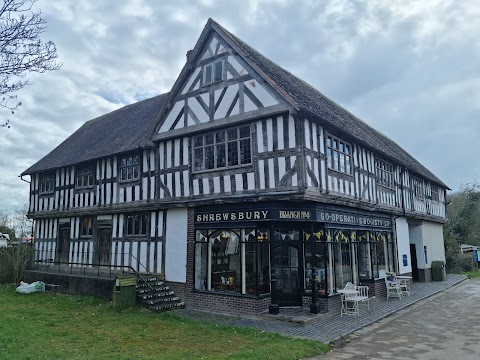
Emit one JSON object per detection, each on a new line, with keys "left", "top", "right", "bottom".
{"left": 175, "top": 274, "right": 466, "bottom": 344}
{"left": 310, "top": 278, "right": 480, "bottom": 360}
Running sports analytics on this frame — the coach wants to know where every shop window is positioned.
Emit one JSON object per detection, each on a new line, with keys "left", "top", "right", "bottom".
{"left": 357, "top": 231, "right": 371, "bottom": 280}
{"left": 80, "top": 217, "right": 93, "bottom": 237}
{"left": 304, "top": 229, "right": 327, "bottom": 296}
{"left": 333, "top": 230, "right": 353, "bottom": 289}
{"left": 375, "top": 158, "right": 395, "bottom": 189}
{"left": 39, "top": 172, "right": 55, "bottom": 194}
{"left": 193, "top": 125, "right": 251, "bottom": 172}
{"left": 203, "top": 60, "right": 223, "bottom": 86}
{"left": 119, "top": 155, "right": 140, "bottom": 182}
{"left": 376, "top": 232, "right": 388, "bottom": 277}
{"left": 194, "top": 228, "right": 270, "bottom": 295}
{"left": 76, "top": 163, "right": 95, "bottom": 188}
{"left": 325, "top": 134, "right": 352, "bottom": 175}
{"left": 125, "top": 213, "right": 148, "bottom": 236}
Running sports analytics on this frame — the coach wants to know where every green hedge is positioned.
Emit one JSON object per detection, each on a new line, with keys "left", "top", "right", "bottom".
{"left": 0, "top": 246, "right": 33, "bottom": 284}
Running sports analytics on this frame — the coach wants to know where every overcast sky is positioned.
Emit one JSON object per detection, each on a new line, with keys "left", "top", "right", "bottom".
{"left": 1, "top": 0, "right": 479, "bottom": 210}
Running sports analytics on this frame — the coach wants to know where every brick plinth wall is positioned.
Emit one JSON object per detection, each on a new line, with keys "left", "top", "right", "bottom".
{"left": 24, "top": 270, "right": 115, "bottom": 299}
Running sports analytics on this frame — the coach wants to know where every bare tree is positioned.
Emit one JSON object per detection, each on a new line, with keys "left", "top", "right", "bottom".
{"left": 0, "top": 0, "right": 61, "bottom": 127}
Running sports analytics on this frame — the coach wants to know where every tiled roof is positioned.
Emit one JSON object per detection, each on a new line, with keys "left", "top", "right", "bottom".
{"left": 22, "top": 93, "right": 168, "bottom": 175}
{"left": 211, "top": 20, "right": 447, "bottom": 188}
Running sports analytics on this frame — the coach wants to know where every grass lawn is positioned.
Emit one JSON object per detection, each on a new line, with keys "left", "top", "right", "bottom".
{"left": 465, "top": 270, "right": 480, "bottom": 279}
{"left": 0, "top": 285, "right": 329, "bottom": 359}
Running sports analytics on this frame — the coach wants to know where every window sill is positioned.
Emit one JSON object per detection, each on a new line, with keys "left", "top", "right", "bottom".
{"left": 118, "top": 178, "right": 140, "bottom": 186}
{"left": 192, "top": 289, "right": 270, "bottom": 299}
{"left": 192, "top": 163, "right": 253, "bottom": 175}
{"left": 326, "top": 168, "right": 354, "bottom": 177}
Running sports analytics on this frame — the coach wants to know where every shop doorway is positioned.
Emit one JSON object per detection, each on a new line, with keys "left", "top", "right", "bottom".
{"left": 271, "top": 244, "right": 302, "bottom": 307}
{"left": 410, "top": 244, "right": 419, "bottom": 281}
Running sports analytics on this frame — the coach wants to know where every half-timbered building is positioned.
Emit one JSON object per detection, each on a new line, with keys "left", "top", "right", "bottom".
{"left": 22, "top": 19, "right": 448, "bottom": 315}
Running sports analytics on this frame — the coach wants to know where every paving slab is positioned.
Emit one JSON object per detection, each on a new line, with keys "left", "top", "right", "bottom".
{"left": 174, "top": 274, "right": 467, "bottom": 344}
{"left": 310, "top": 277, "right": 480, "bottom": 359}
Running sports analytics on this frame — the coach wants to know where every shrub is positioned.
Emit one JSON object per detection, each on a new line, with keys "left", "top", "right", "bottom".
{"left": 0, "top": 246, "right": 33, "bottom": 284}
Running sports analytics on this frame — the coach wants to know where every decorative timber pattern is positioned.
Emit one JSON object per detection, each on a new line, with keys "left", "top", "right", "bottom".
{"left": 158, "top": 35, "right": 281, "bottom": 133}
{"left": 29, "top": 149, "right": 157, "bottom": 214}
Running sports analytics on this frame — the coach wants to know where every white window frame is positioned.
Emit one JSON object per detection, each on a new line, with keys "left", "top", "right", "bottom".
{"left": 203, "top": 59, "right": 223, "bottom": 86}
{"left": 75, "top": 163, "right": 95, "bottom": 189}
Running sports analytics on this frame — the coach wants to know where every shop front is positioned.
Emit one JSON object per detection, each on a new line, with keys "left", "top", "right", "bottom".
{"left": 193, "top": 201, "right": 395, "bottom": 312}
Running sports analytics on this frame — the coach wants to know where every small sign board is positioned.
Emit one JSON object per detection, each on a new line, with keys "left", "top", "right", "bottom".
{"left": 403, "top": 254, "right": 408, "bottom": 267}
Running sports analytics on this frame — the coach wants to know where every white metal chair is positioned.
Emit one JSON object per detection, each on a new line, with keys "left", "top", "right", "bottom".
{"left": 385, "top": 277, "right": 403, "bottom": 300}
{"left": 355, "top": 285, "right": 370, "bottom": 310}
{"left": 396, "top": 278, "right": 411, "bottom": 297}
{"left": 340, "top": 282, "right": 359, "bottom": 317}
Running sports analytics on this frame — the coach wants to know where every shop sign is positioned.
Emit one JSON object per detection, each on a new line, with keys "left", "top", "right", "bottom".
{"left": 195, "top": 210, "right": 270, "bottom": 223}
{"left": 317, "top": 210, "right": 391, "bottom": 228}
{"left": 195, "top": 208, "right": 390, "bottom": 227}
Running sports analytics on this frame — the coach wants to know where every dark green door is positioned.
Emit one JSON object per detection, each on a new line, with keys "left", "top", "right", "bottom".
{"left": 271, "top": 244, "right": 302, "bottom": 307}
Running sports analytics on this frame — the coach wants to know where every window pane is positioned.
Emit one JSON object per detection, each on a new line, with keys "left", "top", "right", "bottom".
{"left": 227, "top": 129, "right": 237, "bottom": 141}
{"left": 333, "top": 151, "right": 339, "bottom": 171}
{"left": 239, "top": 138, "right": 251, "bottom": 164}
{"left": 205, "top": 65, "right": 212, "bottom": 84}
{"left": 205, "top": 133, "right": 214, "bottom": 145}
{"left": 205, "top": 145, "right": 215, "bottom": 169}
{"left": 239, "top": 125, "right": 250, "bottom": 138}
{"left": 216, "top": 144, "right": 226, "bottom": 168}
{"left": 127, "top": 216, "right": 133, "bottom": 235}
{"left": 134, "top": 216, "right": 140, "bottom": 234}
{"left": 194, "top": 136, "right": 203, "bottom": 147}
{"left": 215, "top": 131, "right": 225, "bottom": 143}
{"left": 340, "top": 153, "right": 345, "bottom": 172}
{"left": 214, "top": 61, "right": 223, "bottom": 82}
{"left": 121, "top": 168, "right": 127, "bottom": 181}
{"left": 227, "top": 142, "right": 238, "bottom": 166}
{"left": 127, "top": 157, "right": 132, "bottom": 166}
{"left": 127, "top": 167, "right": 132, "bottom": 180}
{"left": 194, "top": 242, "right": 208, "bottom": 290}
{"left": 133, "top": 165, "right": 139, "bottom": 179}
{"left": 194, "top": 148, "right": 204, "bottom": 171}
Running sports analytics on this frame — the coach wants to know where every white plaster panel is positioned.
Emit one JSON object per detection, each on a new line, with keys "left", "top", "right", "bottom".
{"left": 214, "top": 84, "right": 239, "bottom": 119}
{"left": 189, "top": 97, "right": 209, "bottom": 124}
{"left": 183, "top": 171, "right": 190, "bottom": 196}
{"left": 256, "top": 121, "right": 264, "bottom": 153}
{"left": 202, "top": 177, "right": 209, "bottom": 195}
{"left": 235, "top": 173, "right": 243, "bottom": 192}
{"left": 175, "top": 171, "right": 182, "bottom": 197}
{"left": 181, "top": 67, "right": 201, "bottom": 95}
{"left": 266, "top": 118, "right": 273, "bottom": 151}
{"left": 160, "top": 101, "right": 184, "bottom": 133}
{"left": 193, "top": 179, "right": 200, "bottom": 196}
{"left": 213, "top": 176, "right": 220, "bottom": 193}
{"left": 174, "top": 139, "right": 181, "bottom": 167}
{"left": 165, "top": 208, "right": 188, "bottom": 282}
{"left": 268, "top": 158, "right": 275, "bottom": 188}
{"left": 247, "top": 172, "right": 255, "bottom": 191}
{"left": 228, "top": 55, "right": 247, "bottom": 76}
{"left": 183, "top": 137, "right": 189, "bottom": 166}
{"left": 288, "top": 115, "right": 296, "bottom": 148}
{"left": 166, "top": 141, "right": 172, "bottom": 168}
{"left": 223, "top": 175, "right": 231, "bottom": 193}
{"left": 277, "top": 116, "right": 284, "bottom": 150}
{"left": 245, "top": 80, "right": 278, "bottom": 107}
{"left": 243, "top": 90, "right": 257, "bottom": 112}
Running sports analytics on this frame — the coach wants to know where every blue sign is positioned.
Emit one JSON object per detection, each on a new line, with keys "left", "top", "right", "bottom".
{"left": 403, "top": 254, "right": 408, "bottom": 267}
{"left": 474, "top": 250, "right": 479, "bottom": 262}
